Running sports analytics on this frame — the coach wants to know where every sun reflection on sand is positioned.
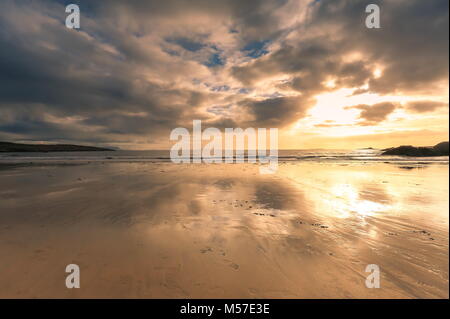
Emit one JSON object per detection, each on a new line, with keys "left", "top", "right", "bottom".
{"left": 328, "top": 183, "right": 390, "bottom": 219}
{"left": 0, "top": 161, "right": 447, "bottom": 298}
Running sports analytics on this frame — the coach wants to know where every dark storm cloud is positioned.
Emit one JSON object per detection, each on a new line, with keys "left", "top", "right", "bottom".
{"left": 233, "top": 0, "right": 448, "bottom": 93}
{"left": 232, "top": 38, "right": 335, "bottom": 88}
{"left": 0, "top": 0, "right": 220, "bottom": 145}
{"left": 300, "top": 0, "right": 448, "bottom": 94}
{"left": 83, "top": 0, "right": 292, "bottom": 43}
{"left": 241, "top": 95, "right": 313, "bottom": 127}
{"left": 0, "top": 0, "right": 299, "bottom": 146}
{"left": 0, "top": 0, "right": 447, "bottom": 147}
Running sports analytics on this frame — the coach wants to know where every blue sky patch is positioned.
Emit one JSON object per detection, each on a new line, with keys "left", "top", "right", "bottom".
{"left": 242, "top": 39, "right": 271, "bottom": 58}
{"left": 211, "top": 85, "right": 230, "bottom": 92}
{"left": 204, "top": 52, "right": 225, "bottom": 67}
{"left": 165, "top": 37, "right": 205, "bottom": 52}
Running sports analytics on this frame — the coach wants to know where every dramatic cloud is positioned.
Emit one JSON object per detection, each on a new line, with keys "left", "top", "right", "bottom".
{"left": 241, "top": 95, "right": 313, "bottom": 127}
{"left": 0, "top": 0, "right": 448, "bottom": 148}
{"left": 404, "top": 101, "right": 448, "bottom": 113}
{"left": 346, "top": 102, "right": 398, "bottom": 125}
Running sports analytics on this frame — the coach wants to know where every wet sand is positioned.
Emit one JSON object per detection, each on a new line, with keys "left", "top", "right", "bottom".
{"left": 0, "top": 161, "right": 448, "bottom": 298}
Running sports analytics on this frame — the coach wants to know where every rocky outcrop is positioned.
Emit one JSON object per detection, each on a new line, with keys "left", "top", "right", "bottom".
{"left": 0, "top": 142, "right": 114, "bottom": 152}
{"left": 381, "top": 141, "right": 449, "bottom": 156}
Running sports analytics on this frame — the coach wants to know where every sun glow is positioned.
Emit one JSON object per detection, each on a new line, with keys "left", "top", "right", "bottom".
{"left": 291, "top": 88, "right": 428, "bottom": 136}
{"left": 373, "top": 68, "right": 382, "bottom": 78}
{"left": 329, "top": 183, "right": 390, "bottom": 219}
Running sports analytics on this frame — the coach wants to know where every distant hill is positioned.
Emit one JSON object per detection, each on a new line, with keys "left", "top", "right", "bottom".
{"left": 381, "top": 141, "right": 449, "bottom": 156}
{"left": 0, "top": 142, "right": 114, "bottom": 152}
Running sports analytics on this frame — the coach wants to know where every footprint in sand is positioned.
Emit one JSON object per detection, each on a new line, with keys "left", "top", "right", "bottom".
{"left": 412, "top": 229, "right": 435, "bottom": 240}
{"left": 223, "top": 259, "right": 239, "bottom": 270}
{"left": 311, "top": 223, "right": 329, "bottom": 229}
{"left": 252, "top": 212, "right": 276, "bottom": 217}
{"left": 412, "top": 230, "right": 431, "bottom": 236}
{"left": 291, "top": 219, "right": 304, "bottom": 226}
{"left": 228, "top": 262, "right": 239, "bottom": 270}
{"left": 200, "top": 247, "right": 213, "bottom": 254}
{"left": 248, "top": 288, "right": 258, "bottom": 295}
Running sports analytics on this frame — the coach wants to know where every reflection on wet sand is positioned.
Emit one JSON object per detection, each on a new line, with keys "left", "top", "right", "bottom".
{"left": 0, "top": 161, "right": 448, "bottom": 298}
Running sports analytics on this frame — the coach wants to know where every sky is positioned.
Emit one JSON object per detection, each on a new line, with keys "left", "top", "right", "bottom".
{"left": 0, "top": 0, "right": 448, "bottom": 150}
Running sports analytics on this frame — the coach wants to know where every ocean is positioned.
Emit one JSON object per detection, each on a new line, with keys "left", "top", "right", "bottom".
{"left": 0, "top": 149, "right": 448, "bottom": 164}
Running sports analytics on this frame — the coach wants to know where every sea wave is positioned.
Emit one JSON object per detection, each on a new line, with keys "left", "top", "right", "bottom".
{"left": 0, "top": 149, "right": 448, "bottom": 164}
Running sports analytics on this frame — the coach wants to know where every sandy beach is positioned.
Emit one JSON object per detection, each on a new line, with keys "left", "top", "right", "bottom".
{"left": 0, "top": 160, "right": 448, "bottom": 298}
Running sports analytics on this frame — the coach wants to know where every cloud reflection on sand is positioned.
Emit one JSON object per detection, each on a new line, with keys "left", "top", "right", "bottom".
{"left": 0, "top": 161, "right": 448, "bottom": 298}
